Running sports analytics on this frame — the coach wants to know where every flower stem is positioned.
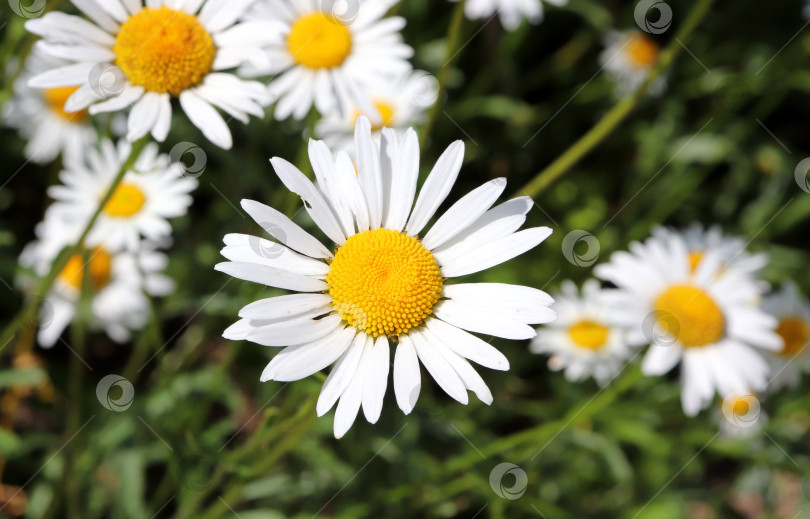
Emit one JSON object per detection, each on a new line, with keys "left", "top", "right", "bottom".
{"left": 518, "top": 0, "right": 716, "bottom": 198}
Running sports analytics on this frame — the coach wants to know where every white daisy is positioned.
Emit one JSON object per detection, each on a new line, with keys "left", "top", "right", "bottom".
{"left": 215, "top": 116, "right": 555, "bottom": 437}
{"left": 244, "top": 0, "right": 414, "bottom": 120}
{"left": 452, "top": 0, "right": 567, "bottom": 31}
{"left": 530, "top": 279, "right": 632, "bottom": 385}
{"left": 716, "top": 391, "right": 767, "bottom": 439}
{"left": 1, "top": 49, "right": 97, "bottom": 165}
{"left": 314, "top": 70, "right": 437, "bottom": 154}
{"left": 19, "top": 217, "right": 174, "bottom": 348}
{"left": 595, "top": 231, "right": 781, "bottom": 416}
{"left": 600, "top": 30, "right": 666, "bottom": 96}
{"left": 652, "top": 224, "right": 768, "bottom": 281}
{"left": 25, "top": 0, "right": 277, "bottom": 149}
{"left": 46, "top": 139, "right": 197, "bottom": 252}
{"left": 761, "top": 282, "right": 810, "bottom": 391}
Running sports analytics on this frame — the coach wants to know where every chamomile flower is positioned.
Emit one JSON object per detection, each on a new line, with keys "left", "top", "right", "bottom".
{"left": 595, "top": 231, "right": 781, "bottom": 416}
{"left": 717, "top": 391, "right": 767, "bottom": 439}
{"left": 653, "top": 224, "right": 768, "bottom": 281}
{"left": 216, "top": 116, "right": 555, "bottom": 437}
{"left": 1, "top": 49, "right": 96, "bottom": 165}
{"left": 761, "top": 282, "right": 810, "bottom": 391}
{"left": 451, "top": 0, "right": 567, "bottom": 31}
{"left": 530, "top": 280, "right": 632, "bottom": 385}
{"left": 314, "top": 71, "right": 438, "bottom": 154}
{"left": 20, "top": 217, "right": 174, "bottom": 347}
{"left": 245, "top": 0, "right": 414, "bottom": 120}
{"left": 46, "top": 139, "right": 197, "bottom": 252}
{"left": 25, "top": 0, "right": 276, "bottom": 149}
{"left": 600, "top": 30, "right": 666, "bottom": 96}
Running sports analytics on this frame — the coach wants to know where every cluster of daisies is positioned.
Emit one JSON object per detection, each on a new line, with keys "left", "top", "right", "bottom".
{"left": 532, "top": 224, "right": 810, "bottom": 437}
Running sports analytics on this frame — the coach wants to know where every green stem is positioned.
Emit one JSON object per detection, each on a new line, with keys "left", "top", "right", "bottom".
{"left": 519, "top": 0, "right": 716, "bottom": 198}
{"left": 0, "top": 137, "right": 150, "bottom": 348}
{"left": 419, "top": 0, "right": 467, "bottom": 149}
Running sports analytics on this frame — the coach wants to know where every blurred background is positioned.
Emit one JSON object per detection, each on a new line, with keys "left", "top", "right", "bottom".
{"left": 1, "top": 0, "right": 810, "bottom": 517}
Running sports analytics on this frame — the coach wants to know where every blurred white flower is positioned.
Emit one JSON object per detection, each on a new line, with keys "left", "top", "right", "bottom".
{"left": 531, "top": 279, "right": 632, "bottom": 385}
{"left": 761, "top": 282, "right": 810, "bottom": 391}
{"left": 244, "top": 0, "right": 413, "bottom": 121}
{"left": 216, "top": 117, "right": 555, "bottom": 437}
{"left": 595, "top": 230, "right": 781, "bottom": 416}
{"left": 452, "top": 0, "right": 567, "bottom": 31}
{"left": 46, "top": 139, "right": 197, "bottom": 252}
{"left": 25, "top": 0, "right": 276, "bottom": 149}
{"left": 1, "top": 49, "right": 96, "bottom": 165}
{"left": 314, "top": 71, "right": 437, "bottom": 154}
{"left": 600, "top": 30, "right": 666, "bottom": 96}
{"left": 716, "top": 391, "right": 767, "bottom": 439}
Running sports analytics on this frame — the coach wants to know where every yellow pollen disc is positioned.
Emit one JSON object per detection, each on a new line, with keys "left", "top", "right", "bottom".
{"left": 43, "top": 86, "right": 87, "bottom": 123}
{"left": 568, "top": 319, "right": 609, "bottom": 350}
{"left": 653, "top": 284, "right": 725, "bottom": 347}
{"left": 355, "top": 101, "right": 395, "bottom": 131}
{"left": 626, "top": 33, "right": 659, "bottom": 68}
{"left": 723, "top": 394, "right": 754, "bottom": 416}
{"left": 104, "top": 182, "right": 146, "bottom": 218}
{"left": 114, "top": 6, "right": 215, "bottom": 96}
{"left": 688, "top": 251, "right": 704, "bottom": 273}
{"left": 59, "top": 248, "right": 113, "bottom": 291}
{"left": 287, "top": 12, "right": 352, "bottom": 69}
{"left": 326, "top": 228, "right": 443, "bottom": 337}
{"left": 776, "top": 317, "right": 809, "bottom": 358}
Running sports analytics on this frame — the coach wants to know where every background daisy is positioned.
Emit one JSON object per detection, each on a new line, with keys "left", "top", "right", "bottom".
{"left": 245, "top": 0, "right": 414, "bottom": 120}
{"left": 216, "top": 117, "right": 555, "bottom": 437}
{"left": 600, "top": 30, "right": 666, "bottom": 96}
{"left": 25, "top": 0, "right": 277, "bottom": 149}
{"left": 453, "top": 0, "right": 567, "bottom": 31}
{"left": 531, "top": 279, "right": 632, "bottom": 385}
{"left": 762, "top": 282, "right": 810, "bottom": 391}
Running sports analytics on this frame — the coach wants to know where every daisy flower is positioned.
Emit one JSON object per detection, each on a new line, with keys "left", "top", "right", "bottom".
{"left": 761, "top": 282, "right": 810, "bottom": 391}
{"left": 20, "top": 217, "right": 174, "bottom": 347}
{"left": 1, "top": 49, "right": 97, "bottom": 165}
{"left": 452, "top": 0, "right": 567, "bottom": 31}
{"left": 314, "top": 70, "right": 438, "bottom": 154}
{"left": 652, "top": 224, "right": 768, "bottom": 281}
{"left": 216, "top": 116, "right": 555, "bottom": 437}
{"left": 600, "top": 30, "right": 666, "bottom": 96}
{"left": 25, "top": 0, "right": 277, "bottom": 149}
{"left": 595, "top": 231, "right": 781, "bottom": 416}
{"left": 530, "top": 279, "right": 632, "bottom": 386}
{"left": 44, "top": 138, "right": 196, "bottom": 252}
{"left": 244, "top": 0, "right": 414, "bottom": 120}
{"left": 716, "top": 391, "right": 767, "bottom": 439}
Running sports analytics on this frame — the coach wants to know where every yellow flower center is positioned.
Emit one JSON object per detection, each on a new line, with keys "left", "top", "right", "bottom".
{"left": 723, "top": 393, "right": 754, "bottom": 417}
{"left": 776, "top": 317, "right": 809, "bottom": 358}
{"left": 653, "top": 284, "right": 725, "bottom": 347}
{"left": 355, "top": 101, "right": 395, "bottom": 131}
{"left": 43, "top": 86, "right": 87, "bottom": 123}
{"left": 688, "top": 251, "right": 704, "bottom": 273}
{"left": 326, "top": 228, "right": 443, "bottom": 337}
{"left": 567, "top": 320, "right": 609, "bottom": 350}
{"left": 104, "top": 182, "right": 146, "bottom": 218}
{"left": 59, "top": 248, "right": 113, "bottom": 291}
{"left": 287, "top": 12, "right": 352, "bottom": 69}
{"left": 114, "top": 6, "right": 215, "bottom": 96}
{"left": 626, "top": 33, "right": 659, "bottom": 68}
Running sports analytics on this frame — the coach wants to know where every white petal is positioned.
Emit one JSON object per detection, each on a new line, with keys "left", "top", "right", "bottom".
{"left": 425, "top": 328, "right": 493, "bottom": 405}
{"left": 641, "top": 344, "right": 682, "bottom": 375}
{"left": 424, "top": 318, "right": 510, "bottom": 371}
{"left": 214, "top": 261, "right": 328, "bottom": 292}
{"left": 393, "top": 334, "right": 421, "bottom": 414}
{"left": 247, "top": 314, "right": 341, "bottom": 347}
{"left": 354, "top": 116, "right": 384, "bottom": 229}
{"left": 334, "top": 335, "right": 373, "bottom": 438}
{"left": 443, "top": 283, "right": 555, "bottom": 324}
{"left": 439, "top": 227, "right": 553, "bottom": 278}
{"left": 241, "top": 199, "right": 333, "bottom": 259}
{"left": 410, "top": 330, "right": 469, "bottom": 405}
{"left": 179, "top": 90, "right": 232, "bottom": 149}
{"left": 261, "top": 326, "right": 355, "bottom": 382}
{"left": 361, "top": 336, "right": 390, "bottom": 424}
{"left": 433, "top": 300, "right": 536, "bottom": 340}
{"left": 239, "top": 293, "right": 333, "bottom": 320}
{"left": 405, "top": 141, "right": 464, "bottom": 236}
{"left": 317, "top": 332, "right": 365, "bottom": 416}
{"left": 382, "top": 128, "right": 418, "bottom": 232}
